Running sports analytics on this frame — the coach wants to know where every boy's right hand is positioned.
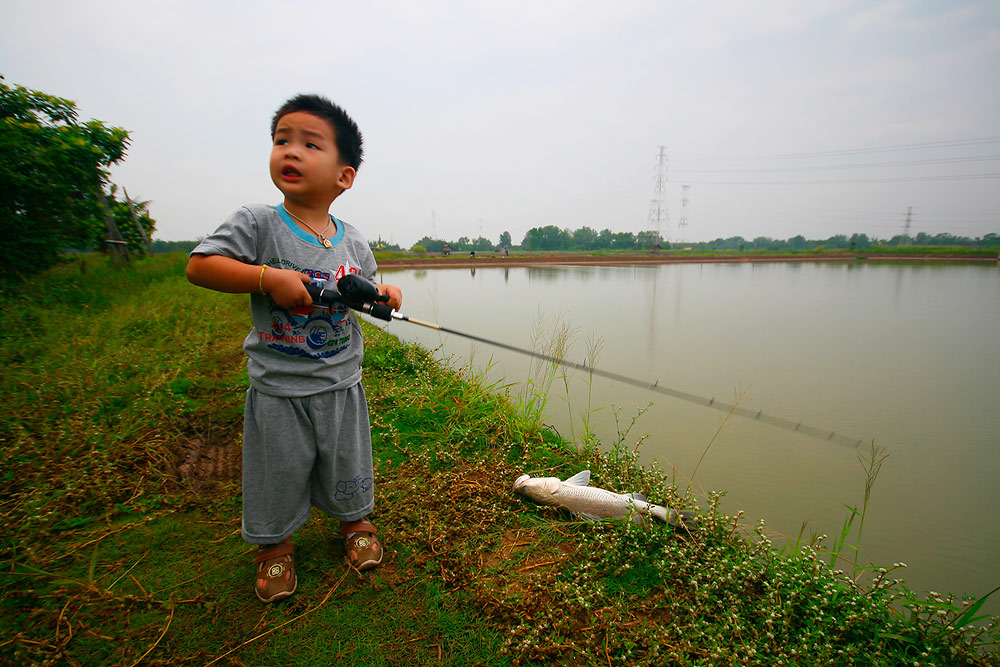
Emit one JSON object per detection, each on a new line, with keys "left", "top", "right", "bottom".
{"left": 263, "top": 268, "right": 312, "bottom": 309}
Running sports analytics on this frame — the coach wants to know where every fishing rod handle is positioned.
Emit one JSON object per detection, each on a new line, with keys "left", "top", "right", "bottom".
{"left": 305, "top": 282, "right": 340, "bottom": 307}
{"left": 304, "top": 282, "right": 393, "bottom": 322}
{"left": 337, "top": 274, "right": 390, "bottom": 304}
{"left": 357, "top": 301, "right": 393, "bottom": 322}
{"left": 335, "top": 275, "right": 392, "bottom": 320}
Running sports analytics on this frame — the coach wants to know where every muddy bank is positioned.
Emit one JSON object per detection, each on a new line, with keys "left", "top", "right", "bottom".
{"left": 376, "top": 252, "right": 998, "bottom": 270}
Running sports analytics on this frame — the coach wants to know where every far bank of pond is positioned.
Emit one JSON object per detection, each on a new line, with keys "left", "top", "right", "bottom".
{"left": 376, "top": 250, "right": 999, "bottom": 270}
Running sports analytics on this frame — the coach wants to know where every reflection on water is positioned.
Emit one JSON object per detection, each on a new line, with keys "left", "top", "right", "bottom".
{"left": 376, "top": 262, "right": 1000, "bottom": 613}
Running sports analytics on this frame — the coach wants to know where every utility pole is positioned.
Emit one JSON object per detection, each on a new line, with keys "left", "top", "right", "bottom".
{"left": 646, "top": 146, "right": 669, "bottom": 243}
{"left": 123, "top": 188, "right": 153, "bottom": 255}
{"left": 677, "top": 185, "right": 691, "bottom": 245}
{"left": 902, "top": 206, "right": 914, "bottom": 244}
{"left": 96, "top": 188, "right": 130, "bottom": 267}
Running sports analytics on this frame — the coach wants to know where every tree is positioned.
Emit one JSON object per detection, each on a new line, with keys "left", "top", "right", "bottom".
{"left": 849, "top": 233, "right": 871, "bottom": 250}
{"left": 413, "top": 236, "right": 447, "bottom": 253}
{"left": 103, "top": 186, "right": 155, "bottom": 255}
{"left": 471, "top": 236, "right": 493, "bottom": 251}
{"left": 499, "top": 230, "right": 512, "bottom": 248}
{"left": 706, "top": 236, "right": 746, "bottom": 250}
{"left": 521, "top": 225, "right": 570, "bottom": 251}
{"left": 824, "top": 234, "right": 849, "bottom": 249}
{"left": 636, "top": 230, "right": 664, "bottom": 248}
{"left": 369, "top": 237, "right": 401, "bottom": 251}
{"left": 609, "top": 231, "right": 636, "bottom": 250}
{"left": 571, "top": 226, "right": 599, "bottom": 250}
{"left": 1, "top": 77, "right": 131, "bottom": 276}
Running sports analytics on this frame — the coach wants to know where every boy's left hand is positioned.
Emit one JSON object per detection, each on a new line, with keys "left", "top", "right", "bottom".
{"left": 376, "top": 283, "right": 402, "bottom": 311}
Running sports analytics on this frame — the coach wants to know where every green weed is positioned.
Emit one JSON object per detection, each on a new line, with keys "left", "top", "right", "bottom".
{"left": 511, "top": 313, "right": 575, "bottom": 428}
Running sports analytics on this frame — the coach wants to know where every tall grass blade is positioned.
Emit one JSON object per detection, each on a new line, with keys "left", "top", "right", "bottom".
{"left": 954, "top": 586, "right": 1000, "bottom": 630}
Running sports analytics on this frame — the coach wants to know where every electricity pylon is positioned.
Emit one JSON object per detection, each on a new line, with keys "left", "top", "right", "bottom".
{"left": 646, "top": 146, "right": 669, "bottom": 243}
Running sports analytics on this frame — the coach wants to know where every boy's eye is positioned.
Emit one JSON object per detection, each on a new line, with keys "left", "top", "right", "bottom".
{"left": 306, "top": 142, "right": 319, "bottom": 149}
{"left": 275, "top": 139, "right": 288, "bottom": 146}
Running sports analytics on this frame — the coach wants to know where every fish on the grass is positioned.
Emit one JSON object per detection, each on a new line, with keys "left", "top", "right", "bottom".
{"left": 513, "top": 470, "right": 694, "bottom": 528}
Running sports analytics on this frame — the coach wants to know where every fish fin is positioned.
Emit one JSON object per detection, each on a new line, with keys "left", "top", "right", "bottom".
{"left": 670, "top": 508, "right": 698, "bottom": 529}
{"left": 627, "top": 493, "right": 648, "bottom": 503}
{"left": 573, "top": 511, "right": 602, "bottom": 522}
{"left": 564, "top": 469, "right": 591, "bottom": 487}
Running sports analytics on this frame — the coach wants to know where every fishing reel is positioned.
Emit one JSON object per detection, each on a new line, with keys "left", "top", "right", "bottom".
{"left": 306, "top": 274, "right": 393, "bottom": 322}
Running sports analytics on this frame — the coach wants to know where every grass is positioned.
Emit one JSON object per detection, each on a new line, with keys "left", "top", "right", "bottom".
{"left": 1, "top": 253, "right": 998, "bottom": 665}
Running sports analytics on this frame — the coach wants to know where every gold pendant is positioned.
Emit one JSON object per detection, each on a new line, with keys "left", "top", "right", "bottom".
{"left": 321, "top": 237, "right": 332, "bottom": 248}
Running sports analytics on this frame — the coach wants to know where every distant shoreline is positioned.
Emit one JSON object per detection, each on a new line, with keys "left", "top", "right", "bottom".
{"left": 376, "top": 251, "right": 999, "bottom": 270}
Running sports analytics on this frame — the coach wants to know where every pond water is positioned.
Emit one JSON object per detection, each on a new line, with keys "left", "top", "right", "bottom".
{"left": 373, "top": 260, "right": 1000, "bottom": 613}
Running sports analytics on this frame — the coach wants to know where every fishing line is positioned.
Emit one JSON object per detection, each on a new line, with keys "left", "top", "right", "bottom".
{"left": 387, "top": 312, "right": 866, "bottom": 449}
{"left": 309, "top": 275, "right": 866, "bottom": 449}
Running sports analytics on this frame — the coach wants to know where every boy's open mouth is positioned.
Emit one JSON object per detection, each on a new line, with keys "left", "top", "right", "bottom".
{"left": 282, "top": 166, "right": 302, "bottom": 178}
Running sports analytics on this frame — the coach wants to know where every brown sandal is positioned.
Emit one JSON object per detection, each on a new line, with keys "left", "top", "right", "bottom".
{"left": 254, "top": 539, "right": 296, "bottom": 603}
{"left": 342, "top": 521, "right": 383, "bottom": 571}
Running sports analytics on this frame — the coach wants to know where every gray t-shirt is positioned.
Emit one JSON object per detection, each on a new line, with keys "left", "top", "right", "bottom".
{"left": 191, "top": 203, "right": 378, "bottom": 397}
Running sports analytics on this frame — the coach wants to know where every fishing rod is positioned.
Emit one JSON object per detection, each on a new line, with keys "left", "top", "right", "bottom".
{"left": 309, "top": 275, "right": 866, "bottom": 449}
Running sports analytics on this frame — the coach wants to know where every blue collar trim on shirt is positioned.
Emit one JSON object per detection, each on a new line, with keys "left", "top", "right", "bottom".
{"left": 274, "top": 204, "right": 345, "bottom": 248}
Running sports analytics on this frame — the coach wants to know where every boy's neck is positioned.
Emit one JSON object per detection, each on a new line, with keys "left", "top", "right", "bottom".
{"left": 282, "top": 199, "right": 336, "bottom": 228}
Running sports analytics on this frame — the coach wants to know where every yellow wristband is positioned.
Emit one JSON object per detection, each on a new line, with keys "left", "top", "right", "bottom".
{"left": 259, "top": 265, "right": 268, "bottom": 294}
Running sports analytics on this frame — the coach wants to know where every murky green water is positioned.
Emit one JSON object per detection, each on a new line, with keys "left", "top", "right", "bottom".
{"left": 374, "top": 261, "right": 1000, "bottom": 613}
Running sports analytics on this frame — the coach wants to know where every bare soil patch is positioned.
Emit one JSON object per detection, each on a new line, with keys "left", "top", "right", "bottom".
{"left": 175, "top": 435, "right": 241, "bottom": 493}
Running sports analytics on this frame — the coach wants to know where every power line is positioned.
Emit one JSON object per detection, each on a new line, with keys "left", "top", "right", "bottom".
{"left": 674, "top": 154, "right": 1000, "bottom": 174}
{"left": 668, "top": 173, "right": 1000, "bottom": 186}
{"left": 675, "top": 136, "right": 1000, "bottom": 162}
{"left": 764, "top": 136, "right": 1000, "bottom": 160}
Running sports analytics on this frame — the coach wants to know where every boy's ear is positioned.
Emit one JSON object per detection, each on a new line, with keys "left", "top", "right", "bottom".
{"left": 337, "top": 165, "right": 356, "bottom": 191}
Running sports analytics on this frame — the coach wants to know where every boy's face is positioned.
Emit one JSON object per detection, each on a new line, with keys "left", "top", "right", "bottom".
{"left": 270, "top": 111, "right": 355, "bottom": 206}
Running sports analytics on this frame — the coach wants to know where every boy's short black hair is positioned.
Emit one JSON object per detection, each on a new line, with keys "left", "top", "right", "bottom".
{"left": 271, "top": 94, "right": 364, "bottom": 171}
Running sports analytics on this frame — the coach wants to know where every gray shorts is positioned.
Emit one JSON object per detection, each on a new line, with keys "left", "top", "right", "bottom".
{"left": 241, "top": 383, "right": 375, "bottom": 544}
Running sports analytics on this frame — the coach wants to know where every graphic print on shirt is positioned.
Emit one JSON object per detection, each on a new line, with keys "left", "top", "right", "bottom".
{"left": 258, "top": 264, "right": 361, "bottom": 359}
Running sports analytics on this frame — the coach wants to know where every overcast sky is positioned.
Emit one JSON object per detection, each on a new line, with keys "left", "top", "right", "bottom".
{"left": 2, "top": 1, "right": 998, "bottom": 246}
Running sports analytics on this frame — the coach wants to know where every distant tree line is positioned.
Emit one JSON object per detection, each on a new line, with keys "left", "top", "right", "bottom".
{"left": 151, "top": 239, "right": 199, "bottom": 254}
{"left": 692, "top": 232, "right": 998, "bottom": 252}
{"left": 519, "top": 226, "right": 665, "bottom": 251}
{"left": 410, "top": 235, "right": 497, "bottom": 253}
{"left": 407, "top": 227, "right": 665, "bottom": 253}
{"left": 404, "top": 226, "right": 998, "bottom": 253}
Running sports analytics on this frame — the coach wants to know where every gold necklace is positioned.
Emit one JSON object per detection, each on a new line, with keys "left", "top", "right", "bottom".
{"left": 286, "top": 208, "right": 334, "bottom": 248}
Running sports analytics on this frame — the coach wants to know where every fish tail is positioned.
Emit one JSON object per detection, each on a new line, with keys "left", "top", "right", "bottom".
{"left": 630, "top": 497, "right": 670, "bottom": 523}
{"left": 649, "top": 504, "right": 669, "bottom": 523}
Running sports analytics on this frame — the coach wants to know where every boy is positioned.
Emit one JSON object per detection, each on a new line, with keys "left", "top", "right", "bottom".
{"left": 186, "top": 94, "right": 401, "bottom": 603}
